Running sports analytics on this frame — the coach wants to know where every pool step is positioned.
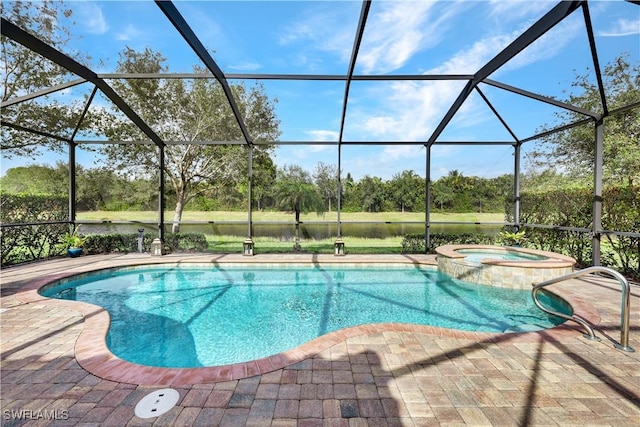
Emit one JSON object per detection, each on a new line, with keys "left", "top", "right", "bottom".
{"left": 503, "top": 323, "right": 544, "bottom": 333}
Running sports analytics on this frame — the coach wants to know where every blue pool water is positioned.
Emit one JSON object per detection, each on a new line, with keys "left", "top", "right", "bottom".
{"left": 40, "top": 264, "right": 570, "bottom": 368}
{"left": 457, "top": 249, "right": 547, "bottom": 263}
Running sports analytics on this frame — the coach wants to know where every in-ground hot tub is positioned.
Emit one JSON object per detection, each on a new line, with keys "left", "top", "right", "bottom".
{"left": 436, "top": 245, "right": 576, "bottom": 290}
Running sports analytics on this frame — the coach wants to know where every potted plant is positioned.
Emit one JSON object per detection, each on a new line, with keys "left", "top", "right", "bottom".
{"left": 499, "top": 230, "right": 527, "bottom": 247}
{"left": 63, "top": 226, "right": 86, "bottom": 257}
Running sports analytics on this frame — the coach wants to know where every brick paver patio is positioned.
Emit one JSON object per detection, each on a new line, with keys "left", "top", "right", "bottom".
{"left": 1, "top": 253, "right": 638, "bottom": 426}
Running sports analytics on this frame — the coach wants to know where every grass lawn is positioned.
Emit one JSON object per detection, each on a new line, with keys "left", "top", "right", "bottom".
{"left": 78, "top": 210, "right": 505, "bottom": 223}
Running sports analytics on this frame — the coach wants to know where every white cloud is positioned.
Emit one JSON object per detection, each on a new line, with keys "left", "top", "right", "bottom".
{"left": 358, "top": 1, "right": 457, "bottom": 74}
{"left": 500, "top": 18, "right": 583, "bottom": 73}
{"left": 346, "top": 79, "right": 467, "bottom": 142}
{"left": 345, "top": 4, "right": 585, "bottom": 143}
{"left": 359, "top": 115, "right": 403, "bottom": 137}
{"left": 276, "top": 132, "right": 336, "bottom": 165}
{"left": 358, "top": 3, "right": 431, "bottom": 73}
{"left": 382, "top": 145, "right": 424, "bottom": 160}
{"left": 477, "top": 1, "right": 585, "bottom": 76}
{"left": 428, "top": 33, "right": 514, "bottom": 75}
{"left": 306, "top": 130, "right": 339, "bottom": 142}
{"left": 598, "top": 18, "right": 640, "bottom": 37}
{"left": 427, "top": 14, "right": 581, "bottom": 77}
{"left": 175, "top": 3, "right": 225, "bottom": 50}
{"left": 278, "top": 7, "right": 357, "bottom": 65}
{"left": 285, "top": 145, "right": 333, "bottom": 164}
{"left": 277, "top": 1, "right": 470, "bottom": 74}
{"left": 279, "top": 20, "right": 315, "bottom": 45}
{"left": 345, "top": 18, "right": 524, "bottom": 142}
{"left": 76, "top": 3, "right": 108, "bottom": 35}
{"left": 273, "top": 0, "right": 605, "bottom": 177}
{"left": 116, "top": 24, "right": 141, "bottom": 42}
{"left": 431, "top": 144, "right": 461, "bottom": 159}
{"left": 227, "top": 62, "right": 263, "bottom": 72}
{"left": 487, "top": 0, "right": 556, "bottom": 22}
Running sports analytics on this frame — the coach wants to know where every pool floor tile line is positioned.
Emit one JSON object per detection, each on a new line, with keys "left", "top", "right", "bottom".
{"left": 1, "top": 253, "right": 638, "bottom": 426}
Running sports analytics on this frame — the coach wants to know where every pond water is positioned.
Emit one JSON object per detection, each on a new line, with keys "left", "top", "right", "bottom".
{"left": 81, "top": 222, "right": 503, "bottom": 240}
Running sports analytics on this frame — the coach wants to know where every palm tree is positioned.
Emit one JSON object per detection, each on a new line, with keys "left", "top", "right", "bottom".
{"left": 273, "top": 167, "right": 325, "bottom": 251}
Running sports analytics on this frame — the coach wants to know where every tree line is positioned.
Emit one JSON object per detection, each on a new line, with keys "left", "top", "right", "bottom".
{"left": 0, "top": 162, "right": 514, "bottom": 215}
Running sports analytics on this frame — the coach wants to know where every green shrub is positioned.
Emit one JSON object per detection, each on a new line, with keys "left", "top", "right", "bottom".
{"left": 507, "top": 185, "right": 639, "bottom": 277}
{"left": 84, "top": 232, "right": 208, "bottom": 254}
{"left": 84, "top": 233, "right": 143, "bottom": 254}
{"left": 0, "top": 192, "right": 68, "bottom": 265}
{"left": 2, "top": 223, "right": 208, "bottom": 265}
{"left": 163, "top": 233, "right": 208, "bottom": 252}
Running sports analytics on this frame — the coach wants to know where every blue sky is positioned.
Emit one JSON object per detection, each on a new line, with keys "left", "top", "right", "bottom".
{"left": 2, "top": 0, "right": 639, "bottom": 180}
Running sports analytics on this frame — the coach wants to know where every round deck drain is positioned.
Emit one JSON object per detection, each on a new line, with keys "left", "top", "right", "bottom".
{"left": 134, "top": 388, "right": 180, "bottom": 419}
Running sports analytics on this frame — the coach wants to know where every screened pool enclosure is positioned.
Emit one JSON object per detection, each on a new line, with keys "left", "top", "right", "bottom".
{"left": 1, "top": 1, "right": 639, "bottom": 264}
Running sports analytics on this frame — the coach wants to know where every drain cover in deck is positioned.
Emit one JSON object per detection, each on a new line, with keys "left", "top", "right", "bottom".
{"left": 134, "top": 388, "right": 180, "bottom": 418}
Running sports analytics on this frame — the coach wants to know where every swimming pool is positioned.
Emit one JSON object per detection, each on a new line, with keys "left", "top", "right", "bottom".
{"left": 40, "top": 264, "right": 570, "bottom": 368}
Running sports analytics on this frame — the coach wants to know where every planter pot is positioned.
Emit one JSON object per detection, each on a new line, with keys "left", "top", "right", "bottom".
{"left": 67, "top": 247, "right": 83, "bottom": 258}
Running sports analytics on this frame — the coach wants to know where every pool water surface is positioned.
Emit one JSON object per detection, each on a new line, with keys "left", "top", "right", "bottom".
{"left": 456, "top": 249, "right": 548, "bottom": 263}
{"left": 40, "top": 264, "right": 570, "bottom": 368}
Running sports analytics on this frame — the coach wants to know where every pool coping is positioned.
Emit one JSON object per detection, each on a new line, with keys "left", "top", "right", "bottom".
{"left": 14, "top": 255, "right": 599, "bottom": 386}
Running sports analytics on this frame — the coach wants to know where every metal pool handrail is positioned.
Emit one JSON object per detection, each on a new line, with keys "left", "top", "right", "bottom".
{"left": 532, "top": 266, "right": 634, "bottom": 352}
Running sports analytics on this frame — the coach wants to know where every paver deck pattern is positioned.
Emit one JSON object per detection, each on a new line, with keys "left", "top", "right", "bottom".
{"left": 1, "top": 253, "right": 638, "bottom": 426}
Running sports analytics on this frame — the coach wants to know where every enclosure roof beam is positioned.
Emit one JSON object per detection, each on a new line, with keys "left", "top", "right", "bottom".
{"left": 271, "top": 140, "right": 517, "bottom": 146}
{"left": 338, "top": 0, "right": 371, "bottom": 143}
{"left": 511, "top": 100, "right": 640, "bottom": 142}
{"left": 155, "top": 0, "right": 252, "bottom": 146}
{"left": 476, "top": 2, "right": 583, "bottom": 83}
{"left": 1, "top": 120, "right": 72, "bottom": 144}
{"left": 608, "top": 101, "right": 640, "bottom": 116}
{"left": 0, "top": 18, "right": 166, "bottom": 149}
{"left": 426, "top": 0, "right": 584, "bottom": 147}
{"left": 75, "top": 139, "right": 251, "bottom": 145}
{"left": 482, "top": 79, "right": 598, "bottom": 118}
{"left": 1, "top": 78, "right": 87, "bottom": 108}
{"left": 74, "top": 139, "right": 518, "bottom": 146}
{"left": 233, "top": 74, "right": 475, "bottom": 81}
{"left": 520, "top": 117, "right": 593, "bottom": 144}
{"left": 582, "top": 2, "right": 608, "bottom": 116}
{"left": 70, "top": 86, "right": 98, "bottom": 141}
{"left": 428, "top": 141, "right": 517, "bottom": 146}
{"left": 97, "top": 73, "right": 475, "bottom": 81}
{"left": 474, "top": 87, "right": 520, "bottom": 142}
